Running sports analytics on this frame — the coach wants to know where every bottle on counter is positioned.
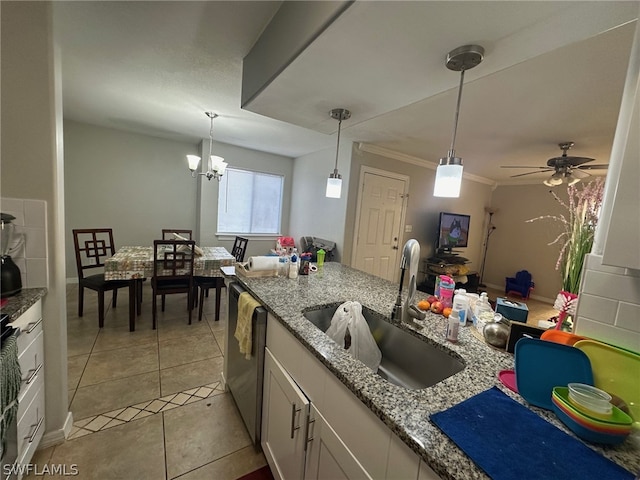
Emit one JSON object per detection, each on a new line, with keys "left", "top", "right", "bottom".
{"left": 473, "top": 292, "right": 493, "bottom": 332}
{"left": 438, "top": 275, "right": 455, "bottom": 308}
{"left": 452, "top": 289, "right": 469, "bottom": 326}
{"left": 446, "top": 308, "right": 460, "bottom": 343}
{"left": 289, "top": 252, "right": 298, "bottom": 279}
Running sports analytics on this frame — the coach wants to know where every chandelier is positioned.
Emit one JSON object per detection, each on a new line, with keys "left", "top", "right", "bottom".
{"left": 187, "top": 112, "right": 228, "bottom": 181}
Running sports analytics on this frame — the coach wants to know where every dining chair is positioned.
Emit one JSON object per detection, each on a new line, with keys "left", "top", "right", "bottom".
{"left": 151, "top": 239, "right": 196, "bottom": 329}
{"left": 72, "top": 228, "right": 135, "bottom": 328}
{"left": 161, "top": 229, "right": 193, "bottom": 241}
{"left": 195, "top": 236, "right": 249, "bottom": 322}
{"left": 231, "top": 236, "right": 249, "bottom": 262}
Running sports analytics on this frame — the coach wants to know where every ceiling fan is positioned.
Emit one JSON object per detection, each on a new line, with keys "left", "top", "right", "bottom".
{"left": 501, "top": 142, "right": 609, "bottom": 186}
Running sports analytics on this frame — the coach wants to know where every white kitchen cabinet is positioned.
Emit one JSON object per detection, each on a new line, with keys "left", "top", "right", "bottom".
{"left": 264, "top": 314, "right": 422, "bottom": 480}
{"left": 262, "top": 348, "right": 310, "bottom": 480}
{"left": 305, "top": 405, "right": 371, "bottom": 480}
{"left": 6, "top": 300, "right": 45, "bottom": 480}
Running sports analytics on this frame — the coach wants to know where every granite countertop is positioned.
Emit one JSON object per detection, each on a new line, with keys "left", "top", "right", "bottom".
{"left": 1, "top": 288, "right": 47, "bottom": 321}
{"left": 231, "top": 262, "right": 639, "bottom": 479}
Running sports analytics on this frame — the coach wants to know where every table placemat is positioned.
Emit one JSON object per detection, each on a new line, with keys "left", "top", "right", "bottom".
{"left": 430, "top": 386, "right": 634, "bottom": 480}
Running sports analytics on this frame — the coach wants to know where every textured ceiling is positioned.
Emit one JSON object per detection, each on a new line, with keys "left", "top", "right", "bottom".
{"left": 53, "top": 1, "right": 638, "bottom": 185}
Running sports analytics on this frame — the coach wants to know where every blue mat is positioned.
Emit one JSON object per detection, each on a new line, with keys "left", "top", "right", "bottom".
{"left": 430, "top": 387, "right": 634, "bottom": 480}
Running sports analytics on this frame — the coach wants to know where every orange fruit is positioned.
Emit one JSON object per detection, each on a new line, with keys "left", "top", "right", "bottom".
{"left": 417, "top": 300, "right": 430, "bottom": 311}
{"left": 443, "top": 307, "right": 452, "bottom": 318}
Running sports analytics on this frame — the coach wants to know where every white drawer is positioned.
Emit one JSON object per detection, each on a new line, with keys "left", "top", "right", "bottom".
{"left": 17, "top": 330, "right": 44, "bottom": 397}
{"left": 16, "top": 384, "right": 45, "bottom": 463}
{"left": 10, "top": 301, "right": 43, "bottom": 354}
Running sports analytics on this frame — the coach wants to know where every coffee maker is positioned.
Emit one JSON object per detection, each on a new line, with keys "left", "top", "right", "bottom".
{"left": 1, "top": 213, "right": 23, "bottom": 297}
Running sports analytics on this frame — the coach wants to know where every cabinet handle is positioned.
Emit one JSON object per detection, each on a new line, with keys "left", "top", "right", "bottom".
{"left": 24, "top": 416, "right": 44, "bottom": 443}
{"left": 25, "top": 318, "right": 42, "bottom": 334}
{"left": 22, "top": 363, "right": 43, "bottom": 385}
{"left": 305, "top": 417, "right": 316, "bottom": 451}
{"left": 290, "top": 403, "right": 301, "bottom": 439}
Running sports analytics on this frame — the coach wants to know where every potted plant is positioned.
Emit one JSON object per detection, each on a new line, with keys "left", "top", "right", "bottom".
{"left": 527, "top": 178, "right": 605, "bottom": 330}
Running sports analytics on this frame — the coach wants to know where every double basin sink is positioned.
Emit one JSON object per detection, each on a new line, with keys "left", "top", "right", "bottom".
{"left": 303, "top": 303, "right": 464, "bottom": 390}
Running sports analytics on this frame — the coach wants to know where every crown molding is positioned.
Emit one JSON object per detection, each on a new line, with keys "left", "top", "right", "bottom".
{"left": 357, "top": 143, "right": 497, "bottom": 187}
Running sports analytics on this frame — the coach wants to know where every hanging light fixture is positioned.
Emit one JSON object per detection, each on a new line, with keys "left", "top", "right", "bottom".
{"left": 326, "top": 108, "right": 351, "bottom": 198}
{"left": 187, "top": 112, "right": 228, "bottom": 181}
{"left": 433, "top": 45, "right": 484, "bottom": 198}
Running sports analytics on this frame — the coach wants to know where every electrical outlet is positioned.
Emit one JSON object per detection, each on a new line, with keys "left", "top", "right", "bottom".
{"left": 405, "top": 225, "right": 412, "bottom": 232}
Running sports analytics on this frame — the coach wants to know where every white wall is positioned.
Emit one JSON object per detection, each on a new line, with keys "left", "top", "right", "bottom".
{"left": 485, "top": 184, "right": 566, "bottom": 301}
{"left": 343, "top": 145, "right": 494, "bottom": 283}
{"left": 1, "top": 1, "right": 71, "bottom": 445}
{"left": 63, "top": 122, "right": 295, "bottom": 274}
{"left": 64, "top": 120, "right": 200, "bottom": 278}
{"left": 289, "top": 143, "right": 351, "bottom": 262}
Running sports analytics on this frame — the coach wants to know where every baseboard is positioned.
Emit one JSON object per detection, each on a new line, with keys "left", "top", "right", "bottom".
{"left": 484, "top": 282, "right": 554, "bottom": 304}
{"left": 38, "top": 412, "right": 74, "bottom": 449}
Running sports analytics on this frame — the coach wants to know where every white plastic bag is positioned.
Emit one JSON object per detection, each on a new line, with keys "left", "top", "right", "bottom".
{"left": 326, "top": 301, "right": 382, "bottom": 372}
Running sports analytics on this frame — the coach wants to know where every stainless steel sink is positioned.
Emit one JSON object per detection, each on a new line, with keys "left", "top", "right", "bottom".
{"left": 302, "top": 303, "right": 465, "bottom": 390}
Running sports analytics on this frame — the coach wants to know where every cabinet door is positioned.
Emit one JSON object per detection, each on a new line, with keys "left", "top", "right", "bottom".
{"left": 305, "top": 405, "right": 372, "bottom": 480}
{"left": 262, "top": 348, "right": 310, "bottom": 480}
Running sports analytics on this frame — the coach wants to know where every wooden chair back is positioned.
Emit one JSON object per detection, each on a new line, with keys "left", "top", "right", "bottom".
{"left": 153, "top": 240, "right": 196, "bottom": 284}
{"left": 72, "top": 228, "right": 117, "bottom": 280}
{"left": 162, "top": 229, "right": 193, "bottom": 241}
{"left": 231, "top": 236, "right": 249, "bottom": 262}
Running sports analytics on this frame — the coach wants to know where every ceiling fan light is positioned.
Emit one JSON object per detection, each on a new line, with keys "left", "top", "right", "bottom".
{"left": 544, "top": 175, "right": 563, "bottom": 187}
{"left": 567, "top": 175, "right": 580, "bottom": 186}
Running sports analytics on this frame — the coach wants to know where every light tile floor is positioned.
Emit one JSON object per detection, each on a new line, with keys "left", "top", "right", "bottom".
{"left": 27, "top": 283, "right": 267, "bottom": 480}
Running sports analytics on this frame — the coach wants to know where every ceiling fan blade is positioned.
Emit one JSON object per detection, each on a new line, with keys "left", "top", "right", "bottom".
{"left": 576, "top": 164, "right": 609, "bottom": 170}
{"left": 510, "top": 169, "right": 554, "bottom": 178}
{"left": 548, "top": 155, "right": 595, "bottom": 167}
{"left": 501, "top": 165, "right": 551, "bottom": 169}
{"left": 571, "top": 169, "right": 591, "bottom": 179}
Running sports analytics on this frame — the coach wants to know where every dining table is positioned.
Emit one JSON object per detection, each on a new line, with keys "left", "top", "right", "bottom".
{"left": 104, "top": 246, "right": 235, "bottom": 331}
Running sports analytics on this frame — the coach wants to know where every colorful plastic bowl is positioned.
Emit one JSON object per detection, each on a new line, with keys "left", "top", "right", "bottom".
{"left": 552, "top": 387, "right": 632, "bottom": 444}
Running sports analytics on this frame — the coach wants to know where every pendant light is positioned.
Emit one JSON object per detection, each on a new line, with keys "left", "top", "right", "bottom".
{"left": 326, "top": 108, "right": 351, "bottom": 198}
{"left": 187, "top": 112, "right": 228, "bottom": 181}
{"left": 433, "top": 45, "right": 484, "bottom": 198}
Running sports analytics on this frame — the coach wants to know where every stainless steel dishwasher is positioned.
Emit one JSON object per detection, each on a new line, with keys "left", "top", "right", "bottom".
{"left": 226, "top": 282, "right": 267, "bottom": 446}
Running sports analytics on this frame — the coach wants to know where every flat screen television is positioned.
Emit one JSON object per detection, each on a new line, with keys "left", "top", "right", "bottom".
{"left": 437, "top": 212, "right": 470, "bottom": 251}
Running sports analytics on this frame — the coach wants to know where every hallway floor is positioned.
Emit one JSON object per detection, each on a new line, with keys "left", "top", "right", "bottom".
{"left": 27, "top": 284, "right": 267, "bottom": 480}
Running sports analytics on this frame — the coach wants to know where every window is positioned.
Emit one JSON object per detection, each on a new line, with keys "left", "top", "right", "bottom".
{"left": 217, "top": 167, "right": 284, "bottom": 235}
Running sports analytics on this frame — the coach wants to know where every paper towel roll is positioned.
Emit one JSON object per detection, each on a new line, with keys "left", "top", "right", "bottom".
{"left": 248, "top": 256, "right": 279, "bottom": 271}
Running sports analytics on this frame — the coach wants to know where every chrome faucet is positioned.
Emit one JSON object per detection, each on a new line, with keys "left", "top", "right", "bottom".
{"left": 391, "top": 239, "right": 424, "bottom": 323}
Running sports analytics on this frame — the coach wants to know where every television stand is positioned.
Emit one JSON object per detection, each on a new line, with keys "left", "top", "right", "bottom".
{"left": 419, "top": 268, "right": 479, "bottom": 295}
{"left": 419, "top": 256, "right": 477, "bottom": 294}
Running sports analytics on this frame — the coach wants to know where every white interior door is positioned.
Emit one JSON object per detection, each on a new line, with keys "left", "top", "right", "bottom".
{"left": 351, "top": 168, "right": 408, "bottom": 282}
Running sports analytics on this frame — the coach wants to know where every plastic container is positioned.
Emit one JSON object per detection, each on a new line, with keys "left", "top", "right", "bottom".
{"left": 278, "top": 256, "right": 289, "bottom": 277}
{"left": 316, "top": 248, "right": 326, "bottom": 266}
{"left": 473, "top": 292, "right": 492, "bottom": 329}
{"left": 438, "top": 275, "right": 455, "bottom": 308}
{"left": 446, "top": 309, "right": 459, "bottom": 343}
{"left": 568, "top": 383, "right": 613, "bottom": 418}
{"left": 452, "top": 289, "right": 469, "bottom": 325}
{"left": 289, "top": 253, "right": 298, "bottom": 279}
